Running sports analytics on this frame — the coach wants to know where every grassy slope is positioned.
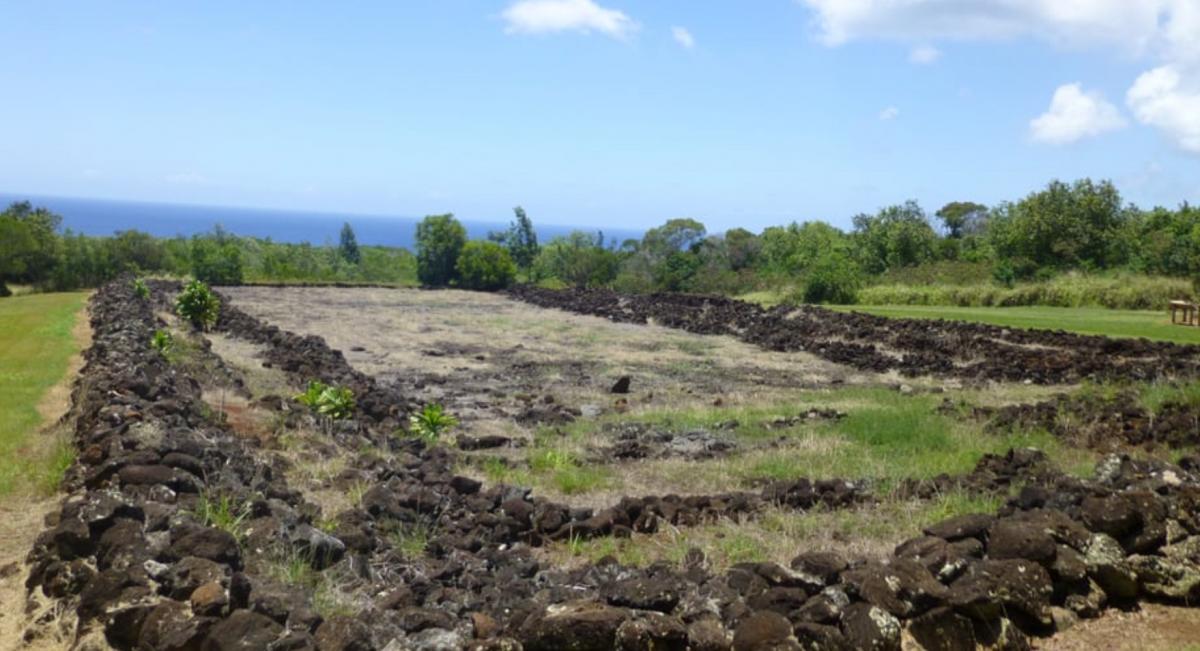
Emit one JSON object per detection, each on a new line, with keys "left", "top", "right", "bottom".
{"left": 830, "top": 305, "right": 1200, "bottom": 345}
{"left": 0, "top": 292, "right": 88, "bottom": 494}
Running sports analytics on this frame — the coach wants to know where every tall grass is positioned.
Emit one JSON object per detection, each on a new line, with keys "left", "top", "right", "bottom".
{"left": 859, "top": 273, "right": 1191, "bottom": 310}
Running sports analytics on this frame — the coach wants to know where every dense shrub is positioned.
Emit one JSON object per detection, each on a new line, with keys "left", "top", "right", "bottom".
{"left": 0, "top": 201, "right": 60, "bottom": 294}
{"left": 456, "top": 241, "right": 517, "bottom": 291}
{"left": 988, "top": 179, "right": 1126, "bottom": 273}
{"left": 175, "top": 280, "right": 221, "bottom": 330}
{"left": 533, "top": 232, "right": 621, "bottom": 288}
{"left": 191, "top": 239, "right": 244, "bottom": 285}
{"left": 799, "top": 252, "right": 862, "bottom": 304}
{"left": 416, "top": 214, "right": 467, "bottom": 286}
{"left": 852, "top": 201, "right": 939, "bottom": 274}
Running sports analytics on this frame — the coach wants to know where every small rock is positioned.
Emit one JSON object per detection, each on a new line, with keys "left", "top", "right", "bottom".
{"left": 611, "top": 376, "right": 632, "bottom": 394}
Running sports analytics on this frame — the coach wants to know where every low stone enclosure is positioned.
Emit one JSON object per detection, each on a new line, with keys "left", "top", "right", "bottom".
{"left": 17, "top": 279, "right": 1200, "bottom": 650}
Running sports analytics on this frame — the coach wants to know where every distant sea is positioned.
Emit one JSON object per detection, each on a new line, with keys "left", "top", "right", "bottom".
{"left": 0, "top": 193, "right": 642, "bottom": 250}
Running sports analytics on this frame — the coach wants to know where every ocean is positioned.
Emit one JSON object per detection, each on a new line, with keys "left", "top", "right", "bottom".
{"left": 0, "top": 193, "right": 643, "bottom": 250}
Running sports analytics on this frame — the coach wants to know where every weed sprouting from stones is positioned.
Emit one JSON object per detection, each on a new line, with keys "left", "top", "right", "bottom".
{"left": 346, "top": 479, "right": 371, "bottom": 506}
{"left": 193, "top": 492, "right": 251, "bottom": 544}
{"left": 384, "top": 520, "right": 433, "bottom": 560}
{"left": 408, "top": 403, "right": 459, "bottom": 444}
{"left": 150, "top": 329, "right": 174, "bottom": 357}
{"left": 175, "top": 279, "right": 221, "bottom": 330}
{"left": 132, "top": 277, "right": 150, "bottom": 300}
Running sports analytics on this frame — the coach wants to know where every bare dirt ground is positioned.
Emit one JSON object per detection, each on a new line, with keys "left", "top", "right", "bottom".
{"left": 219, "top": 286, "right": 898, "bottom": 414}
{"left": 217, "top": 287, "right": 1062, "bottom": 544}
{"left": 1034, "top": 603, "right": 1200, "bottom": 650}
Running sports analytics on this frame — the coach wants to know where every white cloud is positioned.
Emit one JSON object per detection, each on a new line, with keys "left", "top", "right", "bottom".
{"left": 908, "top": 44, "right": 940, "bottom": 64}
{"left": 502, "top": 0, "right": 637, "bottom": 39}
{"left": 797, "top": 0, "right": 1200, "bottom": 154}
{"left": 879, "top": 106, "right": 899, "bottom": 121}
{"left": 671, "top": 26, "right": 695, "bottom": 49}
{"left": 1030, "top": 83, "right": 1126, "bottom": 144}
{"left": 797, "top": 0, "right": 1166, "bottom": 52}
{"left": 1127, "top": 65, "right": 1200, "bottom": 153}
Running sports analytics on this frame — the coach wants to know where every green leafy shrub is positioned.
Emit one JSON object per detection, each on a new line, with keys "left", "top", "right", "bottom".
{"left": 294, "top": 380, "right": 354, "bottom": 420}
{"left": 409, "top": 403, "right": 458, "bottom": 443}
{"left": 316, "top": 386, "right": 355, "bottom": 420}
{"left": 799, "top": 252, "right": 862, "bottom": 304}
{"left": 175, "top": 279, "right": 221, "bottom": 330}
{"left": 133, "top": 277, "right": 150, "bottom": 299}
{"left": 296, "top": 380, "right": 329, "bottom": 410}
{"left": 456, "top": 241, "right": 517, "bottom": 291}
{"left": 191, "top": 238, "right": 244, "bottom": 285}
{"left": 150, "top": 329, "right": 174, "bottom": 356}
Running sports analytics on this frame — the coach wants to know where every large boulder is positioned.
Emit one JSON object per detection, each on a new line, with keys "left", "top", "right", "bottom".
{"left": 518, "top": 601, "right": 629, "bottom": 651}
{"left": 840, "top": 603, "right": 901, "bottom": 651}
{"left": 203, "top": 609, "right": 284, "bottom": 650}
{"left": 841, "top": 559, "right": 947, "bottom": 618}
{"left": 947, "top": 559, "right": 1053, "bottom": 627}
{"left": 731, "top": 611, "right": 797, "bottom": 651}
{"left": 1084, "top": 533, "right": 1138, "bottom": 600}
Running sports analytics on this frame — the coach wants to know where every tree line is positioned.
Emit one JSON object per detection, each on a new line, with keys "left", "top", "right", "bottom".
{"left": 0, "top": 201, "right": 414, "bottom": 295}
{"left": 4, "top": 177, "right": 1199, "bottom": 304}
{"left": 414, "top": 179, "right": 1200, "bottom": 304}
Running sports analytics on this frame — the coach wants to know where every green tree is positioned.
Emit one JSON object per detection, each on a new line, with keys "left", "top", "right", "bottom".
{"left": 415, "top": 214, "right": 467, "bottom": 286}
{"left": 852, "top": 201, "right": 938, "bottom": 274}
{"left": 1125, "top": 203, "right": 1200, "bottom": 277}
{"left": 722, "top": 228, "right": 761, "bottom": 271}
{"left": 936, "top": 201, "right": 988, "bottom": 239}
{"left": 801, "top": 250, "right": 862, "bottom": 304}
{"left": 0, "top": 201, "right": 61, "bottom": 294}
{"left": 533, "top": 231, "right": 620, "bottom": 288}
{"left": 191, "top": 235, "right": 244, "bottom": 285}
{"left": 760, "top": 221, "right": 850, "bottom": 276}
{"left": 988, "top": 178, "right": 1126, "bottom": 273}
{"left": 617, "top": 219, "right": 707, "bottom": 291}
{"left": 504, "top": 206, "right": 540, "bottom": 272}
{"left": 456, "top": 240, "right": 517, "bottom": 291}
{"left": 640, "top": 218, "right": 707, "bottom": 259}
{"left": 339, "top": 222, "right": 361, "bottom": 265}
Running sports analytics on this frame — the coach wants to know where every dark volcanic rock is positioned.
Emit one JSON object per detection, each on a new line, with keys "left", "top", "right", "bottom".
{"left": 610, "top": 376, "right": 632, "bottom": 394}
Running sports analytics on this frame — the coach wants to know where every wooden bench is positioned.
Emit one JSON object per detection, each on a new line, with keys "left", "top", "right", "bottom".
{"left": 1170, "top": 300, "right": 1198, "bottom": 326}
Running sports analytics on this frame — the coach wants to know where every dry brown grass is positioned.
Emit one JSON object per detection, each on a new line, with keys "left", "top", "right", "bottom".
{"left": 220, "top": 286, "right": 899, "bottom": 445}
{"left": 539, "top": 491, "right": 1003, "bottom": 574}
{"left": 205, "top": 333, "right": 297, "bottom": 399}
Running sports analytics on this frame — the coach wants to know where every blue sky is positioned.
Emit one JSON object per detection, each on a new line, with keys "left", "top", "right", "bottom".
{"left": 2, "top": 1, "right": 1199, "bottom": 232}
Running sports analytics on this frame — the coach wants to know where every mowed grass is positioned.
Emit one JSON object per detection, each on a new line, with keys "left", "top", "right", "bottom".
{"left": 0, "top": 292, "right": 88, "bottom": 495}
{"left": 831, "top": 304, "right": 1200, "bottom": 345}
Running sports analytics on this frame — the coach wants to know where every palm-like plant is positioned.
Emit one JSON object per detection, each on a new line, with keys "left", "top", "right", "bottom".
{"left": 150, "top": 329, "right": 174, "bottom": 356}
{"left": 295, "top": 380, "right": 354, "bottom": 421}
{"left": 409, "top": 403, "right": 458, "bottom": 443}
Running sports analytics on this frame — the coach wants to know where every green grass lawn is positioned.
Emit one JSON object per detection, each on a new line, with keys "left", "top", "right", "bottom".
{"left": 0, "top": 292, "right": 88, "bottom": 495}
{"left": 831, "top": 304, "right": 1200, "bottom": 345}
